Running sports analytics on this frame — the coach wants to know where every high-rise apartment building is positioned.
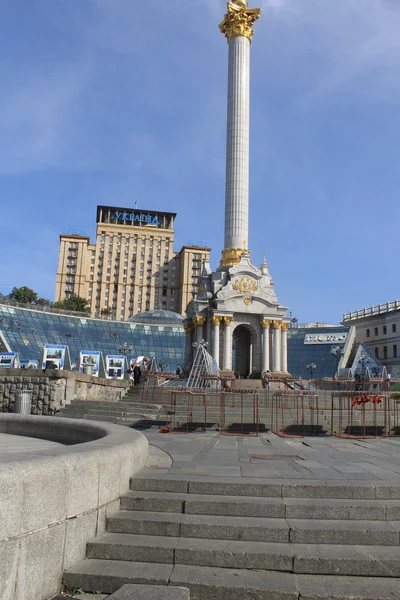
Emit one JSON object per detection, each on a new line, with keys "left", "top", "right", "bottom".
{"left": 55, "top": 205, "right": 210, "bottom": 319}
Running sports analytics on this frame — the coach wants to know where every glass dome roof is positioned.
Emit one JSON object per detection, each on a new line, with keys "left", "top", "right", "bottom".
{"left": 127, "top": 310, "right": 185, "bottom": 325}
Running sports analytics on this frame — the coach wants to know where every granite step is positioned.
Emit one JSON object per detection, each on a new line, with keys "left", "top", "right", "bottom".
{"left": 107, "top": 585, "right": 189, "bottom": 600}
{"left": 120, "top": 491, "right": 286, "bottom": 517}
{"left": 63, "top": 401, "right": 165, "bottom": 410}
{"left": 59, "top": 414, "right": 164, "bottom": 426}
{"left": 107, "top": 510, "right": 290, "bottom": 542}
{"left": 86, "top": 533, "right": 400, "bottom": 575}
{"left": 107, "top": 510, "right": 400, "bottom": 545}
{"left": 62, "top": 408, "right": 163, "bottom": 418}
{"left": 130, "top": 476, "right": 400, "bottom": 501}
{"left": 63, "top": 560, "right": 400, "bottom": 598}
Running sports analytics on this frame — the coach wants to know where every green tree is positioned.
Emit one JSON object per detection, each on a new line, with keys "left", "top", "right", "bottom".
{"left": 8, "top": 286, "right": 38, "bottom": 304}
{"left": 36, "top": 297, "right": 53, "bottom": 307}
{"left": 100, "top": 307, "right": 113, "bottom": 318}
{"left": 53, "top": 294, "right": 90, "bottom": 313}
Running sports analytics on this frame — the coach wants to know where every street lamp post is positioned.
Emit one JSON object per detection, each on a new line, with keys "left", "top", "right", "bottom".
{"left": 306, "top": 363, "right": 316, "bottom": 381}
{"left": 119, "top": 343, "right": 132, "bottom": 357}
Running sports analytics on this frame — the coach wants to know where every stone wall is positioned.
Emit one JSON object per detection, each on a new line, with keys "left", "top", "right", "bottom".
{"left": 0, "top": 369, "right": 130, "bottom": 414}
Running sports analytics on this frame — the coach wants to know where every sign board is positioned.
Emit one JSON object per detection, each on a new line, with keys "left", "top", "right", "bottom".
{"left": 20, "top": 359, "right": 38, "bottom": 369}
{"left": 113, "top": 211, "right": 159, "bottom": 226}
{"left": 41, "top": 344, "right": 71, "bottom": 370}
{"left": 79, "top": 351, "right": 105, "bottom": 378}
{"left": 0, "top": 352, "right": 19, "bottom": 368}
{"left": 304, "top": 333, "right": 348, "bottom": 345}
{"left": 105, "top": 355, "right": 128, "bottom": 380}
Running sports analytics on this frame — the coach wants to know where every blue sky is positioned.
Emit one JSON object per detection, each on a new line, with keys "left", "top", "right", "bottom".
{"left": 1, "top": 0, "right": 399, "bottom": 324}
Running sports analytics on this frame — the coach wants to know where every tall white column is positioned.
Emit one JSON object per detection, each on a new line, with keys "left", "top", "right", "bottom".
{"left": 281, "top": 324, "right": 288, "bottom": 373}
{"left": 219, "top": 1, "right": 261, "bottom": 267}
{"left": 206, "top": 316, "right": 212, "bottom": 347}
{"left": 272, "top": 321, "right": 282, "bottom": 372}
{"left": 223, "top": 317, "right": 233, "bottom": 370}
{"left": 261, "top": 319, "right": 271, "bottom": 371}
{"left": 194, "top": 317, "right": 205, "bottom": 344}
{"left": 224, "top": 36, "right": 250, "bottom": 253}
{"left": 212, "top": 316, "right": 221, "bottom": 366}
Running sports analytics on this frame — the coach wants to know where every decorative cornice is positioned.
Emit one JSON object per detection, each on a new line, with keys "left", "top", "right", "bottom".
{"left": 219, "top": 2, "right": 262, "bottom": 43}
{"left": 192, "top": 316, "right": 206, "bottom": 327}
{"left": 261, "top": 318, "right": 272, "bottom": 329}
{"left": 211, "top": 315, "right": 222, "bottom": 325}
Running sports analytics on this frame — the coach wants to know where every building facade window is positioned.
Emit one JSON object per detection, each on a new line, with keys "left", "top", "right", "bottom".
{"left": 393, "top": 345, "right": 398, "bottom": 358}
{"left": 383, "top": 325, "right": 387, "bottom": 335}
{"left": 374, "top": 327, "right": 378, "bottom": 336}
{"left": 384, "top": 346, "right": 388, "bottom": 360}
{"left": 393, "top": 324, "right": 397, "bottom": 333}
{"left": 366, "top": 329, "right": 370, "bottom": 338}
{"left": 375, "top": 347, "right": 379, "bottom": 358}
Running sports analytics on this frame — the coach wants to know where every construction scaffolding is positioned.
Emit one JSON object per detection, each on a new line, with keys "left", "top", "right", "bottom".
{"left": 187, "top": 342, "right": 221, "bottom": 389}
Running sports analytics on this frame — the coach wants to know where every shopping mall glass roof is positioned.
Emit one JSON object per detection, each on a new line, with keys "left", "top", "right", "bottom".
{"left": 0, "top": 304, "right": 186, "bottom": 370}
{"left": 128, "top": 310, "right": 185, "bottom": 325}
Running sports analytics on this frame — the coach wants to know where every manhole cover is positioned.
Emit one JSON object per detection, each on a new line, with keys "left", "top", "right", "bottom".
{"left": 250, "top": 454, "right": 303, "bottom": 461}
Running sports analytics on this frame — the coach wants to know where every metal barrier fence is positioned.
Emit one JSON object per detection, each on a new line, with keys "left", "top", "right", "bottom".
{"left": 133, "top": 380, "right": 400, "bottom": 438}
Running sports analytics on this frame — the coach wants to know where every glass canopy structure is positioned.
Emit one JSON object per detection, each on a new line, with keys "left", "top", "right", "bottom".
{"left": 0, "top": 304, "right": 186, "bottom": 370}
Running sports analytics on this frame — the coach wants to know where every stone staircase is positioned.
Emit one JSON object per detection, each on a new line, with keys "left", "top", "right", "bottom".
{"left": 64, "top": 475, "right": 400, "bottom": 599}
{"left": 59, "top": 398, "right": 169, "bottom": 427}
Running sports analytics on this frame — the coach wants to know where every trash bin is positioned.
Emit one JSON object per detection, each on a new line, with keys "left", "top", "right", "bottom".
{"left": 14, "top": 390, "right": 32, "bottom": 414}
{"left": 83, "top": 365, "right": 93, "bottom": 375}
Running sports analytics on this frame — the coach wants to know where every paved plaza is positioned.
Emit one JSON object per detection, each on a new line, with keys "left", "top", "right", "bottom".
{"left": 143, "top": 428, "right": 400, "bottom": 483}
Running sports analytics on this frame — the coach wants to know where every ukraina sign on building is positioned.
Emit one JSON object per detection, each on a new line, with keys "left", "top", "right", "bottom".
{"left": 304, "top": 333, "right": 348, "bottom": 345}
{"left": 114, "top": 211, "right": 159, "bottom": 226}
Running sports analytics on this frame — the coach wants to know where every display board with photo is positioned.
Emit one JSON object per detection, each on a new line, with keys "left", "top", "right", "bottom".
{"left": 20, "top": 359, "right": 38, "bottom": 369}
{"left": 105, "top": 355, "right": 127, "bottom": 380}
{"left": 79, "top": 351, "right": 105, "bottom": 378}
{"left": 41, "top": 344, "right": 71, "bottom": 370}
{"left": 0, "top": 352, "right": 19, "bottom": 368}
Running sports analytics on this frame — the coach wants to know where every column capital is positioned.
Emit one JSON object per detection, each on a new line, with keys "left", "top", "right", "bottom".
{"left": 211, "top": 315, "right": 223, "bottom": 325}
{"left": 219, "top": 3, "right": 262, "bottom": 43}
{"left": 220, "top": 248, "right": 246, "bottom": 267}
{"left": 224, "top": 316, "right": 233, "bottom": 326}
{"left": 184, "top": 323, "right": 194, "bottom": 333}
{"left": 261, "top": 318, "right": 272, "bottom": 329}
{"left": 281, "top": 323, "right": 290, "bottom": 332}
{"left": 272, "top": 320, "right": 282, "bottom": 329}
{"left": 192, "top": 316, "right": 206, "bottom": 327}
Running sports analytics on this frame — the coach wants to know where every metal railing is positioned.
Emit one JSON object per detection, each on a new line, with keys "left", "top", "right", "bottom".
{"left": 343, "top": 300, "right": 400, "bottom": 322}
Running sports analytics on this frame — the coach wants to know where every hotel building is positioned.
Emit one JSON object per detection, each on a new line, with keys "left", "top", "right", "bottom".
{"left": 55, "top": 205, "right": 210, "bottom": 319}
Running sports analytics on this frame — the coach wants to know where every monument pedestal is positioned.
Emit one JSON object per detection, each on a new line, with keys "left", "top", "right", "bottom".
{"left": 185, "top": 252, "right": 289, "bottom": 378}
